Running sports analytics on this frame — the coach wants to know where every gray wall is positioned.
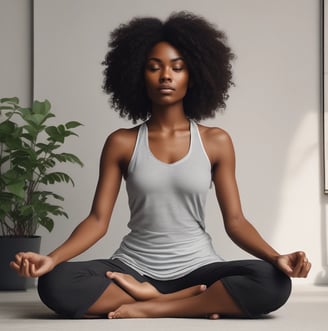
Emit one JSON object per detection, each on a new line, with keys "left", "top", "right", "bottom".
{"left": 0, "top": 0, "right": 32, "bottom": 105}
{"left": 1, "top": 0, "right": 325, "bottom": 284}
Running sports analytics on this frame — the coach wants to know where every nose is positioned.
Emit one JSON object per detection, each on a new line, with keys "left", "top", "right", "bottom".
{"left": 159, "top": 67, "right": 172, "bottom": 83}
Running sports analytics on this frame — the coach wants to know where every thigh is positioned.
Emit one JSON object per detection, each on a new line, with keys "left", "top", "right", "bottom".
{"left": 147, "top": 260, "right": 266, "bottom": 292}
{"left": 184, "top": 259, "right": 281, "bottom": 286}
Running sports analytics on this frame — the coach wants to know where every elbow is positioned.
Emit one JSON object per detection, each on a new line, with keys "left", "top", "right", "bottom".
{"left": 224, "top": 215, "right": 246, "bottom": 238}
{"left": 98, "top": 220, "right": 109, "bottom": 238}
{"left": 88, "top": 213, "right": 109, "bottom": 238}
{"left": 98, "top": 226, "right": 107, "bottom": 239}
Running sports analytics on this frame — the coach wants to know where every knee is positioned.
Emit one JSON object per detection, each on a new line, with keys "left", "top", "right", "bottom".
{"left": 37, "top": 269, "right": 63, "bottom": 315}
{"left": 37, "top": 265, "right": 75, "bottom": 317}
{"left": 256, "top": 262, "right": 292, "bottom": 315}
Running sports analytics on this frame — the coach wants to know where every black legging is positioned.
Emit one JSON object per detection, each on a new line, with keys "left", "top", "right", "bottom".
{"left": 38, "top": 258, "right": 291, "bottom": 318}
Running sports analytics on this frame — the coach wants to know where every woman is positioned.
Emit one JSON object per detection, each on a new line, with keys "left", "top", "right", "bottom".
{"left": 11, "top": 12, "right": 311, "bottom": 319}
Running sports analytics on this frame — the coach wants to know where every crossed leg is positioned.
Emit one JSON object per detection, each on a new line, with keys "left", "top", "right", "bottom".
{"left": 86, "top": 272, "right": 210, "bottom": 317}
{"left": 86, "top": 270, "right": 242, "bottom": 319}
{"left": 107, "top": 273, "right": 242, "bottom": 319}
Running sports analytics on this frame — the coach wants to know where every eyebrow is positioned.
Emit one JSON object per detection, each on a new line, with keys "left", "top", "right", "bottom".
{"left": 147, "top": 57, "right": 185, "bottom": 63}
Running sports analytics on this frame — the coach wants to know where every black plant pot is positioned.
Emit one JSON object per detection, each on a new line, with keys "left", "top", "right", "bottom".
{"left": 0, "top": 236, "right": 41, "bottom": 290}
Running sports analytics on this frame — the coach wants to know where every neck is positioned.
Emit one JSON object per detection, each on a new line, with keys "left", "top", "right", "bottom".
{"left": 148, "top": 104, "right": 189, "bottom": 130}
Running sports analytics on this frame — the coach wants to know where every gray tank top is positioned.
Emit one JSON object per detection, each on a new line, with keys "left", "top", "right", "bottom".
{"left": 111, "top": 120, "right": 223, "bottom": 280}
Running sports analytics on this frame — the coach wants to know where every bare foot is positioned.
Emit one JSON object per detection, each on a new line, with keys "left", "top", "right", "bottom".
{"left": 106, "top": 272, "right": 160, "bottom": 300}
{"left": 106, "top": 271, "right": 207, "bottom": 302}
{"left": 108, "top": 302, "right": 149, "bottom": 319}
{"left": 108, "top": 301, "right": 220, "bottom": 319}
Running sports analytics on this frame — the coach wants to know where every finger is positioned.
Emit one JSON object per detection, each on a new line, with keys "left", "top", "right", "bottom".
{"left": 295, "top": 264, "right": 307, "bottom": 278}
{"left": 21, "top": 252, "right": 38, "bottom": 264}
{"left": 22, "top": 258, "right": 29, "bottom": 277}
{"left": 279, "top": 262, "right": 293, "bottom": 276}
{"left": 22, "top": 258, "right": 31, "bottom": 277}
{"left": 9, "top": 261, "right": 21, "bottom": 272}
{"left": 290, "top": 252, "right": 305, "bottom": 276}
{"left": 30, "top": 261, "right": 49, "bottom": 278}
{"left": 14, "top": 252, "right": 24, "bottom": 263}
{"left": 19, "top": 257, "right": 26, "bottom": 276}
{"left": 299, "top": 255, "right": 309, "bottom": 276}
{"left": 305, "top": 262, "right": 312, "bottom": 277}
{"left": 299, "top": 261, "right": 312, "bottom": 278}
{"left": 29, "top": 263, "right": 37, "bottom": 278}
{"left": 292, "top": 253, "right": 310, "bottom": 277}
{"left": 298, "top": 253, "right": 311, "bottom": 277}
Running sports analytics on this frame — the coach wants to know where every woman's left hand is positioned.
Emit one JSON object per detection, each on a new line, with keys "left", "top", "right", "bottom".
{"left": 274, "top": 251, "right": 311, "bottom": 278}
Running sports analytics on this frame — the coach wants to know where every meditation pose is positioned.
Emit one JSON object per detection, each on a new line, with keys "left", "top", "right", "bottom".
{"left": 11, "top": 12, "right": 311, "bottom": 319}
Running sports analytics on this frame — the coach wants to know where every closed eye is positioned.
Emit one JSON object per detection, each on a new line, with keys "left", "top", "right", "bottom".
{"left": 147, "top": 66, "right": 160, "bottom": 72}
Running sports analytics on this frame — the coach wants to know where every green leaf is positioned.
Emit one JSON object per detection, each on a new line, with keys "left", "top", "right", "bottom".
{"left": 4, "top": 135, "right": 23, "bottom": 149}
{"left": 32, "top": 99, "right": 51, "bottom": 115}
{"left": 54, "top": 152, "right": 84, "bottom": 167}
{"left": 0, "top": 97, "right": 19, "bottom": 104}
{"left": 34, "top": 191, "right": 64, "bottom": 201}
{"left": 39, "top": 217, "right": 54, "bottom": 232}
{"left": 45, "top": 126, "right": 57, "bottom": 136}
{"left": 40, "top": 172, "right": 74, "bottom": 185}
{"left": 19, "top": 107, "right": 32, "bottom": 119}
{"left": 7, "top": 180, "right": 25, "bottom": 199}
{"left": 20, "top": 205, "right": 34, "bottom": 217}
{"left": 35, "top": 190, "right": 65, "bottom": 201}
{"left": 65, "top": 121, "right": 83, "bottom": 129}
{"left": 0, "top": 122, "right": 17, "bottom": 144}
{"left": 31, "top": 114, "right": 46, "bottom": 125}
{"left": 0, "top": 154, "right": 10, "bottom": 167}
{"left": 50, "top": 192, "right": 65, "bottom": 201}
{"left": 45, "top": 126, "right": 64, "bottom": 143}
{"left": 0, "top": 105, "right": 14, "bottom": 111}
{"left": 20, "top": 108, "right": 48, "bottom": 128}
{"left": 58, "top": 124, "right": 66, "bottom": 137}
{"left": 36, "top": 142, "right": 60, "bottom": 154}
{"left": 21, "top": 132, "right": 35, "bottom": 143}
{"left": 0, "top": 193, "right": 15, "bottom": 214}
{"left": 0, "top": 120, "right": 16, "bottom": 135}
{"left": 39, "top": 158, "right": 56, "bottom": 169}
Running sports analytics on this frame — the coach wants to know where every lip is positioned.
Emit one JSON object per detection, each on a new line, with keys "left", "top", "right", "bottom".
{"left": 158, "top": 85, "right": 175, "bottom": 94}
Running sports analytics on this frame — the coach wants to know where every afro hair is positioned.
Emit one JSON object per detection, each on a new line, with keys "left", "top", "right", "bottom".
{"left": 102, "top": 11, "right": 234, "bottom": 122}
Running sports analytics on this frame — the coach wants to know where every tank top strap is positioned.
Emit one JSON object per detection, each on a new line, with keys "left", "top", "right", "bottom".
{"left": 190, "top": 120, "right": 211, "bottom": 166}
{"left": 127, "top": 122, "right": 147, "bottom": 174}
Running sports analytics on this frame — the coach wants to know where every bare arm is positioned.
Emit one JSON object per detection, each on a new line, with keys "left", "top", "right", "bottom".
{"left": 11, "top": 129, "right": 133, "bottom": 276}
{"left": 202, "top": 127, "right": 311, "bottom": 277}
{"left": 48, "top": 133, "right": 123, "bottom": 265}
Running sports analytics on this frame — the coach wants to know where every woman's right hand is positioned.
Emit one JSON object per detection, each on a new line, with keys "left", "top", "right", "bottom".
{"left": 10, "top": 252, "right": 55, "bottom": 278}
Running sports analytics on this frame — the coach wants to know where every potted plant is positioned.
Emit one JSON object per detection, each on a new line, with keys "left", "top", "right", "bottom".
{"left": 0, "top": 97, "right": 83, "bottom": 290}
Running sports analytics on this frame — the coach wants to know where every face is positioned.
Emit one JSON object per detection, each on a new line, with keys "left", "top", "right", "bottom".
{"left": 144, "top": 41, "right": 189, "bottom": 107}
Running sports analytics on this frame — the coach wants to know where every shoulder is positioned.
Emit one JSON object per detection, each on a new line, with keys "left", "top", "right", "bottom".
{"left": 197, "top": 123, "right": 233, "bottom": 148}
{"left": 197, "top": 123, "right": 235, "bottom": 165}
{"left": 101, "top": 125, "right": 141, "bottom": 162}
{"left": 105, "top": 126, "right": 140, "bottom": 147}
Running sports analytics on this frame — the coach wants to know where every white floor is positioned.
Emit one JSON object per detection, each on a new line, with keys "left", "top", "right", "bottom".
{"left": 0, "top": 284, "right": 327, "bottom": 331}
